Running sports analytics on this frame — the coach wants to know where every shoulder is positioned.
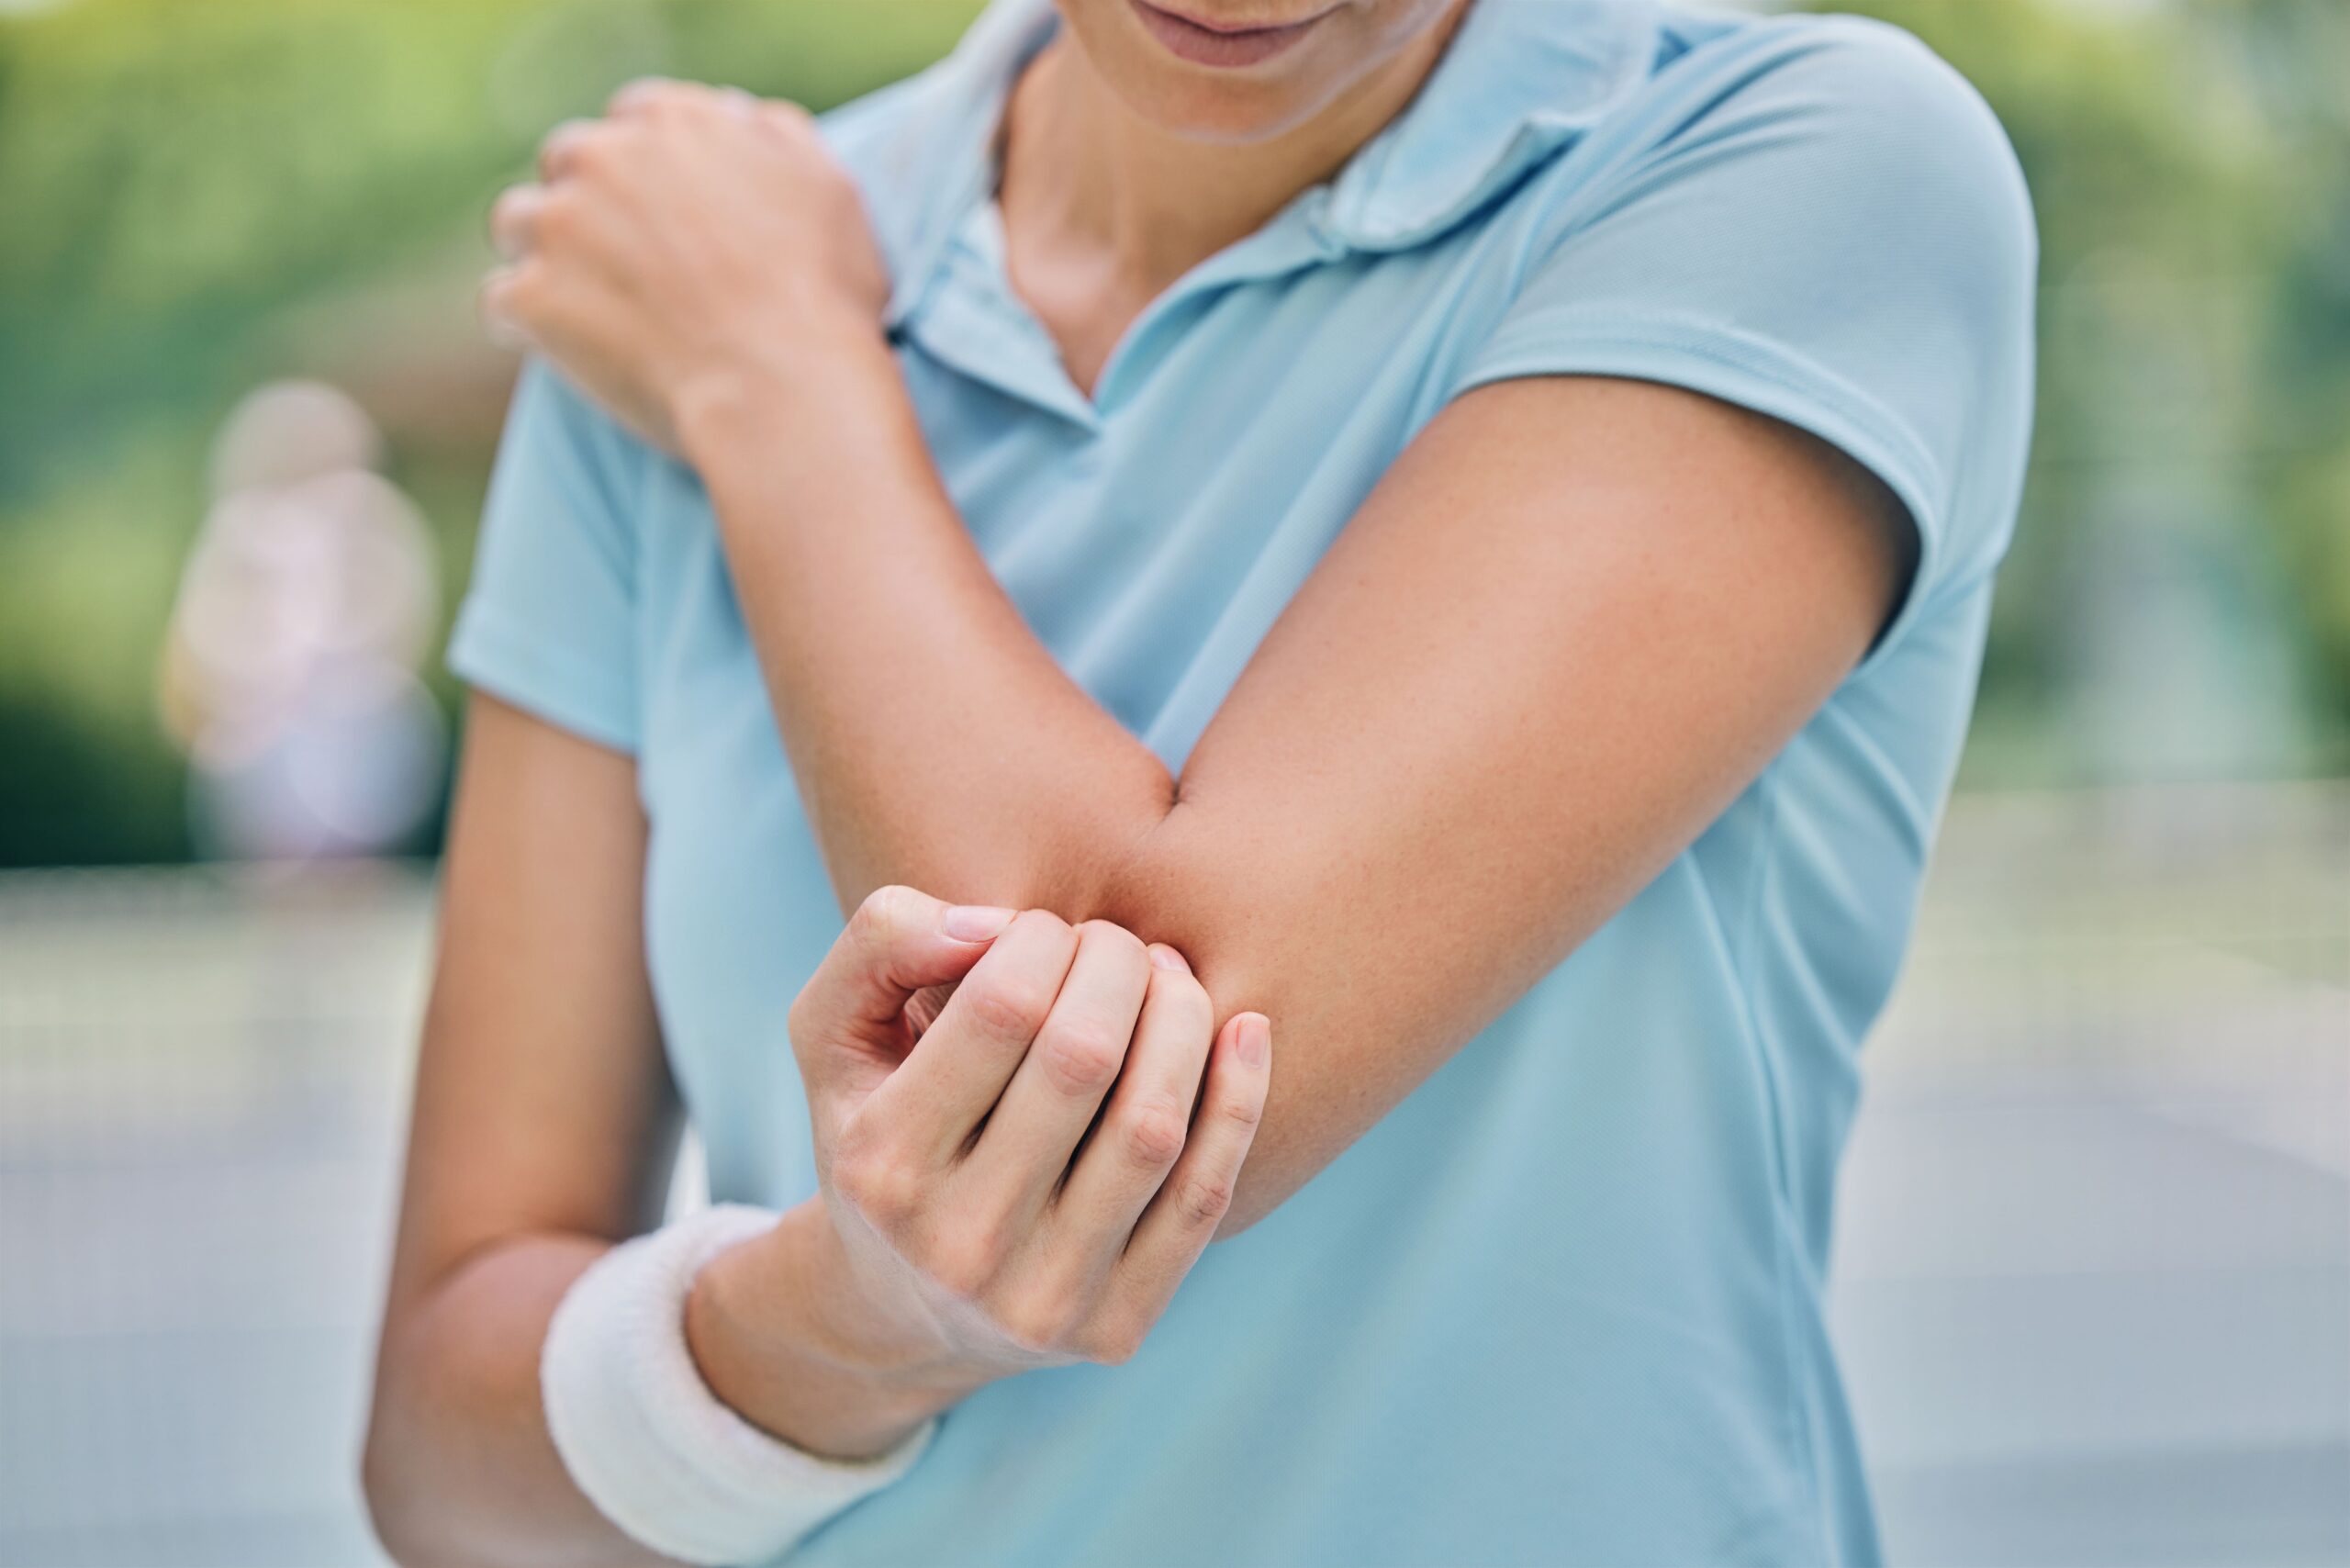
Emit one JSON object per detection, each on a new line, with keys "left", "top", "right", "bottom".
{"left": 1650, "top": 10, "right": 2035, "bottom": 265}
{"left": 1491, "top": 7, "right": 2039, "bottom": 352}
{"left": 1451, "top": 10, "right": 2040, "bottom": 620}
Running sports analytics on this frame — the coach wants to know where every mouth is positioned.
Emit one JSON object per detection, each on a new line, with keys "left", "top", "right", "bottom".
{"left": 1124, "top": 0, "right": 1334, "bottom": 68}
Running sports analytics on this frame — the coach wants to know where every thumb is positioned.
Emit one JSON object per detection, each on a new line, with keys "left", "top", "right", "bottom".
{"left": 796, "top": 886, "right": 1013, "bottom": 1052}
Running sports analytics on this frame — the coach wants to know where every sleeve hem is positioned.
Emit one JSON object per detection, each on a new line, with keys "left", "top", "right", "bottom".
{"left": 1449, "top": 317, "right": 1956, "bottom": 677}
{"left": 447, "top": 599, "right": 640, "bottom": 756}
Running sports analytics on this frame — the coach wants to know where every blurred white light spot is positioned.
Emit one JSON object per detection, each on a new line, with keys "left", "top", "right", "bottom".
{"left": 207, "top": 379, "right": 384, "bottom": 498}
{"left": 163, "top": 380, "right": 448, "bottom": 861}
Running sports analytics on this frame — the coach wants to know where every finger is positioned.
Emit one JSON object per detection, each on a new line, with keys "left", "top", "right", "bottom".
{"left": 607, "top": 75, "right": 699, "bottom": 118}
{"left": 1052, "top": 949, "right": 1217, "bottom": 1259}
{"left": 860, "top": 909, "right": 1080, "bottom": 1166}
{"left": 791, "top": 885, "right": 1016, "bottom": 1054}
{"left": 536, "top": 118, "right": 603, "bottom": 183}
{"left": 477, "top": 263, "right": 537, "bottom": 351}
{"left": 956, "top": 921, "right": 1152, "bottom": 1223}
{"left": 1112, "top": 1011, "right": 1269, "bottom": 1304}
{"left": 487, "top": 184, "right": 545, "bottom": 263}
{"left": 759, "top": 98, "right": 817, "bottom": 137}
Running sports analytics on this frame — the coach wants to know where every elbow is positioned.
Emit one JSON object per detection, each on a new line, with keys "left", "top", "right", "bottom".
{"left": 360, "top": 1421, "right": 416, "bottom": 1566}
{"left": 360, "top": 1334, "right": 458, "bottom": 1568}
{"left": 360, "top": 1452, "right": 405, "bottom": 1566}
{"left": 362, "top": 1409, "right": 480, "bottom": 1568}
{"left": 360, "top": 1378, "right": 429, "bottom": 1567}
{"left": 1074, "top": 798, "right": 1298, "bottom": 1239}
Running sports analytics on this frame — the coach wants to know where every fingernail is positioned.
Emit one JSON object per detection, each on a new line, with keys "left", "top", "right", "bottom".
{"left": 943, "top": 905, "right": 1016, "bottom": 942}
{"left": 1147, "top": 944, "right": 1190, "bottom": 972}
{"left": 1235, "top": 1013, "right": 1270, "bottom": 1068}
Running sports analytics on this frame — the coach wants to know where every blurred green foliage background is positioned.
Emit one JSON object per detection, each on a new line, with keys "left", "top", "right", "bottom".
{"left": 2, "top": 0, "right": 2346, "bottom": 867}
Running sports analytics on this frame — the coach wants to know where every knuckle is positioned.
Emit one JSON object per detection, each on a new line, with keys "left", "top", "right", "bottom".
{"left": 1117, "top": 1103, "right": 1189, "bottom": 1171}
{"left": 923, "top": 1229, "right": 1002, "bottom": 1301}
{"left": 1151, "top": 968, "right": 1214, "bottom": 1029}
{"left": 966, "top": 976, "right": 1055, "bottom": 1042}
{"left": 1174, "top": 1169, "right": 1236, "bottom": 1229}
{"left": 830, "top": 1139, "right": 878, "bottom": 1202}
{"left": 1078, "top": 1316, "right": 1147, "bottom": 1367}
{"left": 829, "top": 1145, "right": 875, "bottom": 1209}
{"left": 1213, "top": 1086, "right": 1266, "bottom": 1135}
{"left": 541, "top": 122, "right": 602, "bottom": 177}
{"left": 762, "top": 100, "right": 818, "bottom": 140}
{"left": 484, "top": 258, "right": 546, "bottom": 318}
{"left": 864, "top": 1165, "right": 923, "bottom": 1228}
{"left": 1008, "top": 908, "right": 1071, "bottom": 945}
{"left": 566, "top": 131, "right": 619, "bottom": 180}
{"left": 1036, "top": 1021, "right": 1122, "bottom": 1096}
{"left": 531, "top": 192, "right": 583, "bottom": 247}
{"left": 610, "top": 74, "right": 680, "bottom": 113}
{"left": 831, "top": 1109, "right": 878, "bottom": 1168}
{"left": 785, "top": 991, "right": 815, "bottom": 1048}
{"left": 853, "top": 884, "right": 921, "bottom": 949}
{"left": 1076, "top": 918, "right": 1146, "bottom": 958}
{"left": 992, "top": 1292, "right": 1075, "bottom": 1357}
{"left": 833, "top": 1136, "right": 918, "bottom": 1226}
{"left": 488, "top": 184, "right": 532, "bottom": 228}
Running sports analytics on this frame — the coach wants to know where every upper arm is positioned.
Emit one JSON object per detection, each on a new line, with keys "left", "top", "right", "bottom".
{"left": 381, "top": 693, "right": 678, "bottom": 1320}
{"left": 1095, "top": 27, "right": 2035, "bottom": 1229}
{"left": 386, "top": 356, "right": 673, "bottom": 1314}
{"left": 1109, "top": 376, "right": 1906, "bottom": 1229}
{"left": 1449, "top": 21, "right": 2037, "bottom": 634}
{"left": 450, "top": 360, "right": 648, "bottom": 755}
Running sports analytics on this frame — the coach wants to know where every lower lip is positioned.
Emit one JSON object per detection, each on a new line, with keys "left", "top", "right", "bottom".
{"left": 1125, "top": 0, "right": 1328, "bottom": 67}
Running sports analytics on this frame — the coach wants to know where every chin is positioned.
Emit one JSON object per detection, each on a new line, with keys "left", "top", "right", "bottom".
{"left": 1113, "top": 70, "right": 1347, "bottom": 145}
{"left": 1056, "top": 0, "right": 1455, "bottom": 145}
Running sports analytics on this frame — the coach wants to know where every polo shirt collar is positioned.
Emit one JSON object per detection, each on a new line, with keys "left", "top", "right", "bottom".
{"left": 1323, "top": 0, "right": 1657, "bottom": 249}
{"left": 843, "top": 0, "right": 1659, "bottom": 328}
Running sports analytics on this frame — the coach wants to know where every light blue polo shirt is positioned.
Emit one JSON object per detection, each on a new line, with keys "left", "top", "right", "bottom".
{"left": 450, "top": 2, "right": 2035, "bottom": 1562}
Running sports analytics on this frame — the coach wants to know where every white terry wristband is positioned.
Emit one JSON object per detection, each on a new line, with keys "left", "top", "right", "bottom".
{"left": 542, "top": 1204, "right": 935, "bottom": 1566}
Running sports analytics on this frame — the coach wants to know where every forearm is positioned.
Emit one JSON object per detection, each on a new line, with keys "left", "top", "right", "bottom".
{"left": 367, "top": 1218, "right": 955, "bottom": 1567}
{"left": 682, "top": 343, "right": 1177, "bottom": 924}
{"left": 682, "top": 352, "right": 1382, "bottom": 1231}
{"left": 364, "top": 1236, "right": 663, "bottom": 1568}
{"left": 677, "top": 348, "right": 1890, "bottom": 1243}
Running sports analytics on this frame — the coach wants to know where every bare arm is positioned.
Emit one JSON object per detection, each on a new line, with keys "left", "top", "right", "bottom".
{"left": 362, "top": 695, "right": 682, "bottom": 1566}
{"left": 685, "top": 364, "right": 1905, "bottom": 1235}
{"left": 487, "top": 84, "right": 1911, "bottom": 1238}
{"left": 363, "top": 697, "right": 1270, "bottom": 1557}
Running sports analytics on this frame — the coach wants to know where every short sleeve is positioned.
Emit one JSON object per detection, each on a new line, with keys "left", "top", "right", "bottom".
{"left": 1451, "top": 19, "right": 2038, "bottom": 658}
{"left": 448, "top": 360, "right": 646, "bottom": 753}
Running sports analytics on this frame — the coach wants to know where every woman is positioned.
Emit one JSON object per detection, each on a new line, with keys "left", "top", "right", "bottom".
{"left": 364, "top": 0, "right": 2034, "bottom": 1562}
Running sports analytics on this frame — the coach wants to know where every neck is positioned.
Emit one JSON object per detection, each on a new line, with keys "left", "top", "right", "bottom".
{"left": 1000, "top": 8, "right": 1464, "bottom": 296}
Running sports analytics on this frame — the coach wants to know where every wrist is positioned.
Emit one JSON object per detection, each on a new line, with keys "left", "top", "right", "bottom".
{"left": 543, "top": 1208, "right": 938, "bottom": 1565}
{"left": 673, "top": 320, "right": 898, "bottom": 476}
{"left": 685, "top": 1202, "right": 978, "bottom": 1459}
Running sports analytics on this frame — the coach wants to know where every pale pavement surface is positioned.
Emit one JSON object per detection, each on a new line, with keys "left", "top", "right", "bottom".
{"left": 2, "top": 786, "right": 2344, "bottom": 1566}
